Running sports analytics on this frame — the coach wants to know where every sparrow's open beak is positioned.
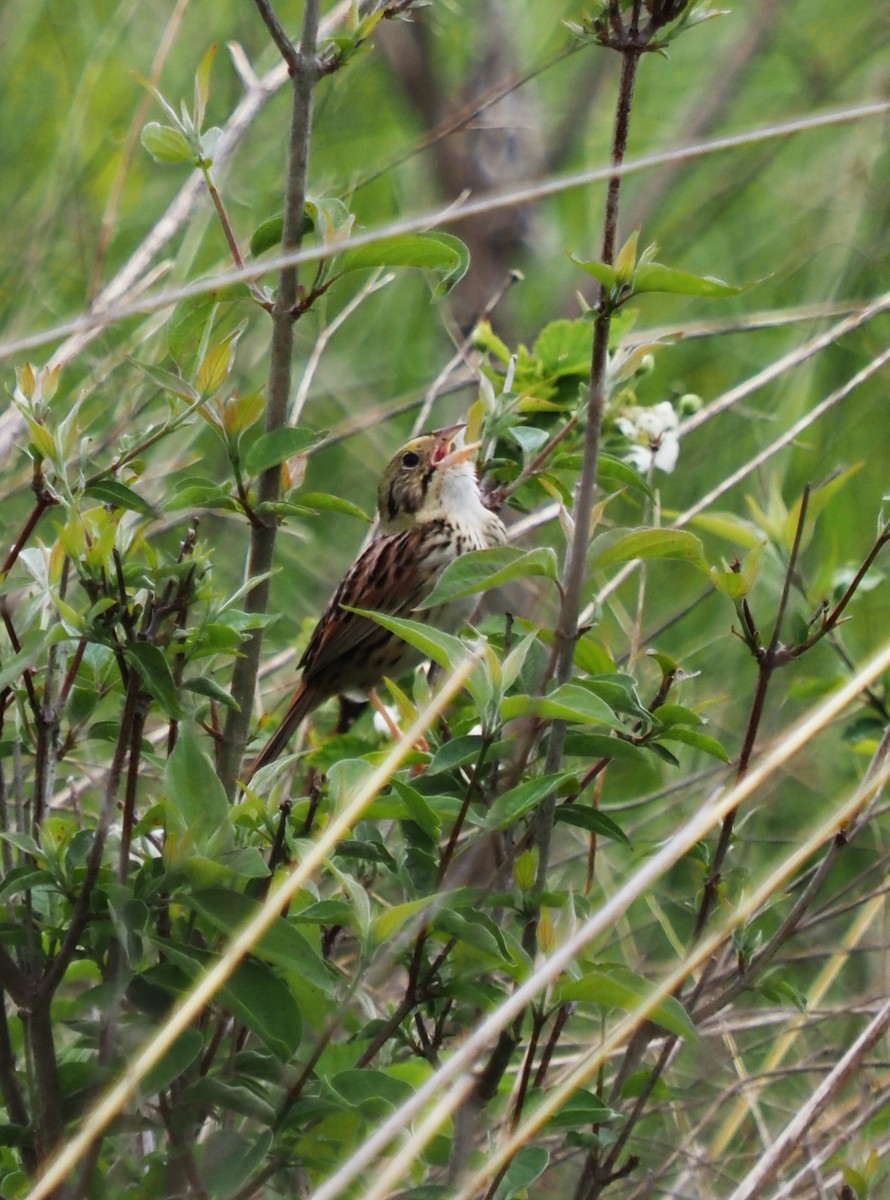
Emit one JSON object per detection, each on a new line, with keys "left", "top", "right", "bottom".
{"left": 431, "top": 423, "right": 481, "bottom": 468}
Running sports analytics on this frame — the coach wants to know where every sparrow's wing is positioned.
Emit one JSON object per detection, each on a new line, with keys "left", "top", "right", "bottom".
{"left": 299, "top": 526, "right": 437, "bottom": 678}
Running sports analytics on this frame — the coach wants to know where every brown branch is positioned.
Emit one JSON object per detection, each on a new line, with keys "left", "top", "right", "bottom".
{"left": 219, "top": 0, "right": 321, "bottom": 798}
{"left": 38, "top": 673, "right": 145, "bottom": 1001}
{"left": 252, "top": 0, "right": 300, "bottom": 74}
{"left": 24, "top": 996, "right": 66, "bottom": 1164}
{"left": 0, "top": 1002, "right": 32, "bottom": 1169}
{"left": 533, "top": 0, "right": 645, "bottom": 891}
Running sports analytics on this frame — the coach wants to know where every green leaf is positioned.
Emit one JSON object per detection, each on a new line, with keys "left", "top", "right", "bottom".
{"left": 426, "top": 734, "right": 487, "bottom": 775}
{"left": 620, "top": 1068, "right": 671, "bottom": 1100}
{"left": 305, "top": 196, "right": 353, "bottom": 245}
{"left": 657, "top": 726, "right": 730, "bottom": 762}
{"left": 83, "top": 480, "right": 155, "bottom": 517}
{"left": 425, "top": 233, "right": 471, "bottom": 300}
{"left": 594, "top": 528, "right": 710, "bottom": 573}
{"left": 330, "top": 1068, "right": 413, "bottom": 1118}
{"left": 547, "top": 1089, "right": 617, "bottom": 1129}
{"left": 614, "top": 229, "right": 640, "bottom": 281}
{"left": 596, "top": 453, "right": 654, "bottom": 498}
{"left": 218, "top": 847, "right": 270, "bottom": 879}
{"left": 509, "top": 425, "right": 550, "bottom": 456}
{"left": 184, "top": 887, "right": 333, "bottom": 993}
{"left": 390, "top": 778, "right": 442, "bottom": 838}
{"left": 183, "top": 1078, "right": 275, "bottom": 1124}
{"left": 334, "top": 838, "right": 397, "bottom": 869}
{"left": 182, "top": 676, "right": 240, "bottom": 711}
{"left": 25, "top": 420, "right": 57, "bottom": 463}
{"left": 532, "top": 319, "right": 591, "bottom": 379}
{"left": 141, "top": 122, "right": 193, "bottom": 164}
{"left": 193, "top": 43, "right": 217, "bottom": 130}
{"left": 154, "top": 938, "right": 302, "bottom": 1060}
{"left": 558, "top": 969, "right": 698, "bottom": 1040}
{"left": 250, "top": 215, "right": 284, "bottom": 257}
{"left": 568, "top": 253, "right": 618, "bottom": 289}
{"left": 293, "top": 899, "right": 353, "bottom": 925}
{"left": 586, "top": 674, "right": 651, "bottom": 723}
{"left": 434, "top": 908, "right": 508, "bottom": 961}
{"left": 501, "top": 685, "right": 624, "bottom": 730}
{"left": 339, "top": 232, "right": 470, "bottom": 299}
{"left": 418, "top": 547, "right": 558, "bottom": 610}
{"left": 196, "top": 325, "right": 244, "bottom": 396}
{"left": 486, "top": 773, "right": 575, "bottom": 831}
{"left": 127, "top": 643, "right": 182, "bottom": 718}
{"left": 758, "top": 970, "right": 807, "bottom": 1013}
{"left": 373, "top": 896, "right": 437, "bottom": 942}
{"left": 167, "top": 480, "right": 239, "bottom": 511}
{"left": 343, "top": 609, "right": 467, "bottom": 673}
{"left": 296, "top": 492, "right": 371, "bottom": 521}
{"left": 199, "top": 1129, "right": 273, "bottom": 1200}
{"left": 633, "top": 261, "right": 751, "bottom": 297}
{"left": 652, "top": 703, "right": 703, "bottom": 727}
{"left": 562, "top": 732, "right": 646, "bottom": 763}
{"left": 167, "top": 284, "right": 253, "bottom": 368}
{"left": 841, "top": 1165, "right": 867, "bottom": 1200}
{"left": 710, "top": 542, "right": 764, "bottom": 600}
{"left": 243, "top": 427, "right": 325, "bottom": 476}
{"left": 554, "top": 805, "right": 631, "bottom": 846}
{"left": 0, "top": 867, "right": 57, "bottom": 903}
{"left": 0, "top": 631, "right": 51, "bottom": 694}
{"left": 685, "top": 509, "right": 765, "bottom": 549}
{"left": 139, "top": 1028, "right": 204, "bottom": 1095}
{"left": 163, "top": 723, "right": 229, "bottom": 847}
{"left": 131, "top": 359, "right": 199, "bottom": 402}
{"left": 491, "top": 1146, "right": 550, "bottom": 1200}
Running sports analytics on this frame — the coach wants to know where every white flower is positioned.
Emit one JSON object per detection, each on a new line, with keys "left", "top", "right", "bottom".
{"left": 616, "top": 400, "right": 680, "bottom": 474}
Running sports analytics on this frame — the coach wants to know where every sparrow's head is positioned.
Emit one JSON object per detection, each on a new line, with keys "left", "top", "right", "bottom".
{"left": 377, "top": 424, "right": 480, "bottom": 533}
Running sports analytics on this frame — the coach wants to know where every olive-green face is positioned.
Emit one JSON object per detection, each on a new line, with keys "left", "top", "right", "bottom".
{"left": 376, "top": 425, "right": 464, "bottom": 532}
{"left": 377, "top": 435, "right": 441, "bottom": 530}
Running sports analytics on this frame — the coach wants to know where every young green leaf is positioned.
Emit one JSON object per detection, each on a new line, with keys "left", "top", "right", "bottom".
{"left": 486, "top": 772, "right": 576, "bottom": 831}
{"left": 184, "top": 888, "right": 334, "bottom": 992}
{"left": 655, "top": 726, "right": 731, "bottom": 762}
{"left": 296, "top": 492, "right": 371, "bottom": 521}
{"left": 193, "top": 43, "right": 217, "bottom": 131}
{"left": 567, "top": 253, "right": 618, "bottom": 289}
{"left": 633, "top": 262, "right": 751, "bottom": 297}
{"left": 554, "top": 806, "right": 631, "bottom": 846}
{"left": 305, "top": 196, "right": 354, "bottom": 244}
{"left": 501, "top": 685, "right": 624, "bottom": 730}
{"left": 417, "top": 547, "right": 558, "bottom": 609}
{"left": 164, "top": 722, "right": 229, "bottom": 841}
{"left": 491, "top": 1146, "right": 550, "bottom": 1200}
{"left": 342, "top": 609, "right": 467, "bottom": 673}
{"left": 532, "top": 319, "right": 592, "bottom": 379}
{"left": 595, "top": 453, "right": 655, "bottom": 498}
{"left": 152, "top": 938, "right": 302, "bottom": 1059}
{"left": 141, "top": 122, "right": 193, "bottom": 164}
{"left": 250, "top": 215, "right": 285, "bottom": 258}
{"left": 83, "top": 480, "right": 155, "bottom": 517}
{"left": 594, "top": 527, "right": 710, "bottom": 573}
{"left": 244, "top": 427, "right": 325, "bottom": 476}
{"left": 139, "top": 1028, "right": 204, "bottom": 1096}
{"left": 558, "top": 968, "right": 698, "bottom": 1040}
{"left": 131, "top": 359, "right": 200, "bottom": 402}
{"left": 127, "top": 643, "right": 182, "bottom": 718}
{"left": 339, "top": 232, "right": 470, "bottom": 299}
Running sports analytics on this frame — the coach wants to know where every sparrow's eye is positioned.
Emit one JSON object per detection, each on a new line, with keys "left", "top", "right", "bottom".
{"left": 401, "top": 451, "right": 421, "bottom": 469}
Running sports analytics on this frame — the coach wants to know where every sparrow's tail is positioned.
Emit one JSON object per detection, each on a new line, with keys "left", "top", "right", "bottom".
{"left": 244, "top": 681, "right": 316, "bottom": 782}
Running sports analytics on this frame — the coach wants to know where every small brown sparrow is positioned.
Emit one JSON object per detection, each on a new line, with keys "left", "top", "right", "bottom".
{"left": 247, "top": 424, "right": 506, "bottom": 777}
